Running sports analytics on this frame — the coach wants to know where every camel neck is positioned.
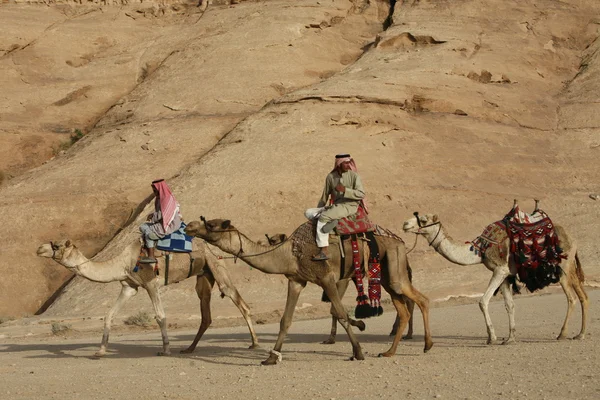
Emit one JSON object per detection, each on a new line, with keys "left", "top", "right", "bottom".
{"left": 216, "top": 232, "right": 296, "bottom": 275}
{"left": 426, "top": 225, "right": 482, "bottom": 266}
{"left": 62, "top": 246, "right": 131, "bottom": 283}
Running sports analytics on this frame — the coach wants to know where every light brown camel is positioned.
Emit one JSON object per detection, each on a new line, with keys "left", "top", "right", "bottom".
{"left": 186, "top": 218, "right": 433, "bottom": 365}
{"left": 37, "top": 238, "right": 258, "bottom": 357}
{"left": 263, "top": 232, "right": 415, "bottom": 344}
{"left": 402, "top": 205, "right": 588, "bottom": 345}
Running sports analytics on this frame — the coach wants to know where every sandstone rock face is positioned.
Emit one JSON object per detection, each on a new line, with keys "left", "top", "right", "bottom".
{"left": 0, "top": 0, "right": 598, "bottom": 320}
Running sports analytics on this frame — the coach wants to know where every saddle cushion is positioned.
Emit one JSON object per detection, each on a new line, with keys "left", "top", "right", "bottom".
{"left": 334, "top": 206, "right": 375, "bottom": 235}
{"left": 157, "top": 222, "right": 193, "bottom": 253}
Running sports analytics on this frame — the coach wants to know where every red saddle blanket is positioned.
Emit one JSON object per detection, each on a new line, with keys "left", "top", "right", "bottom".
{"left": 503, "top": 206, "right": 565, "bottom": 291}
{"left": 335, "top": 206, "right": 375, "bottom": 235}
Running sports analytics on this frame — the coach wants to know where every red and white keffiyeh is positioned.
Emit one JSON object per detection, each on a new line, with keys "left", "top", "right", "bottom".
{"left": 152, "top": 180, "right": 178, "bottom": 231}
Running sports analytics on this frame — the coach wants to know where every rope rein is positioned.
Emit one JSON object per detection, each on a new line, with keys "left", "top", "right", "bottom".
{"left": 201, "top": 222, "right": 307, "bottom": 262}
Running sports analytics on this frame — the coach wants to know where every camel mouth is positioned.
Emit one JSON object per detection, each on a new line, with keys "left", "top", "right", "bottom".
{"left": 36, "top": 247, "right": 51, "bottom": 257}
{"left": 402, "top": 222, "right": 417, "bottom": 232}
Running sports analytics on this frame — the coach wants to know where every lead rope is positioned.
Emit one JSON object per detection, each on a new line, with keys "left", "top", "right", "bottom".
{"left": 405, "top": 233, "right": 419, "bottom": 254}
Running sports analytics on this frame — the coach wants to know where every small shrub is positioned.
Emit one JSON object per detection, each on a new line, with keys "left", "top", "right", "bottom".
{"left": 70, "top": 129, "right": 84, "bottom": 144}
{"left": 51, "top": 322, "right": 72, "bottom": 335}
{"left": 124, "top": 311, "right": 154, "bottom": 327}
{"left": 52, "top": 128, "right": 86, "bottom": 156}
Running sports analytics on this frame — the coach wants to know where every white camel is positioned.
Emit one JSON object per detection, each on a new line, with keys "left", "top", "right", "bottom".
{"left": 402, "top": 204, "right": 588, "bottom": 345}
{"left": 37, "top": 238, "right": 258, "bottom": 357}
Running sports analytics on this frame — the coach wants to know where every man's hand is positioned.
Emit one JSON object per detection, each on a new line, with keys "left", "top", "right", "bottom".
{"left": 335, "top": 184, "right": 346, "bottom": 193}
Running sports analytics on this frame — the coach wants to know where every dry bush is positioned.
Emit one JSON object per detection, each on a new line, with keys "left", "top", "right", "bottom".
{"left": 124, "top": 311, "right": 154, "bottom": 327}
{"left": 51, "top": 322, "right": 72, "bottom": 335}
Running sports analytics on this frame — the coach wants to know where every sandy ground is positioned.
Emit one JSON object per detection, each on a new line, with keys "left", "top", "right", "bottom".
{"left": 1, "top": 289, "right": 597, "bottom": 400}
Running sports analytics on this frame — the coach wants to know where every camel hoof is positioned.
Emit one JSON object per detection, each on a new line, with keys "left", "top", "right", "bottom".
{"left": 423, "top": 341, "right": 434, "bottom": 353}
{"left": 403, "top": 334, "right": 413, "bottom": 340}
{"left": 180, "top": 348, "right": 194, "bottom": 354}
{"left": 573, "top": 334, "right": 585, "bottom": 341}
{"left": 556, "top": 334, "right": 567, "bottom": 341}
{"left": 389, "top": 330, "right": 397, "bottom": 337}
{"left": 157, "top": 351, "right": 171, "bottom": 356}
{"left": 486, "top": 338, "right": 497, "bottom": 345}
{"left": 321, "top": 338, "right": 336, "bottom": 345}
{"left": 93, "top": 351, "right": 105, "bottom": 358}
{"left": 248, "top": 343, "right": 260, "bottom": 349}
{"left": 501, "top": 339, "right": 516, "bottom": 345}
{"left": 356, "top": 321, "right": 366, "bottom": 332}
{"left": 378, "top": 352, "right": 393, "bottom": 358}
{"left": 261, "top": 357, "right": 278, "bottom": 366}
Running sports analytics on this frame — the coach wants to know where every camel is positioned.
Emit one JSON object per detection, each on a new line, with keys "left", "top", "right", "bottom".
{"left": 263, "top": 232, "right": 414, "bottom": 344}
{"left": 37, "top": 238, "right": 259, "bottom": 357}
{"left": 402, "top": 203, "right": 588, "bottom": 345}
{"left": 186, "top": 217, "right": 433, "bottom": 365}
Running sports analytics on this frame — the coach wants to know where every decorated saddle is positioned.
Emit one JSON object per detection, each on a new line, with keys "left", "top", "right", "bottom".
{"left": 503, "top": 205, "right": 565, "bottom": 291}
{"left": 334, "top": 205, "right": 375, "bottom": 235}
{"left": 470, "top": 202, "right": 565, "bottom": 292}
{"left": 157, "top": 222, "right": 193, "bottom": 253}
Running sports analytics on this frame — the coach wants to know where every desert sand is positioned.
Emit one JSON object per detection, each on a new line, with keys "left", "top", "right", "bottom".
{"left": 1, "top": 290, "right": 597, "bottom": 399}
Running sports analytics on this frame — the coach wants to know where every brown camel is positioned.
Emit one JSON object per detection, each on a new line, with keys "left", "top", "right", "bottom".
{"left": 186, "top": 218, "right": 433, "bottom": 365}
{"left": 263, "top": 232, "right": 415, "bottom": 344}
{"left": 403, "top": 202, "right": 588, "bottom": 344}
{"left": 37, "top": 239, "right": 258, "bottom": 357}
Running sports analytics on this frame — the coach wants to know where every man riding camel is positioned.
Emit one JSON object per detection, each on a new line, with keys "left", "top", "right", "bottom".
{"left": 305, "top": 153, "right": 366, "bottom": 261}
{"left": 139, "top": 179, "right": 182, "bottom": 263}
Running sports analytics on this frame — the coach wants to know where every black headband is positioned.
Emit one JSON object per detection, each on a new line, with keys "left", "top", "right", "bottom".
{"left": 335, "top": 154, "right": 351, "bottom": 159}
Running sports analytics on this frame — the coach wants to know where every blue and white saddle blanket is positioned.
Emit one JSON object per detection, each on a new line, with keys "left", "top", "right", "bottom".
{"left": 156, "top": 222, "right": 193, "bottom": 253}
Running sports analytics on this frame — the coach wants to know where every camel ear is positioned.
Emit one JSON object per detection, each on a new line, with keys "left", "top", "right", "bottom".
{"left": 65, "top": 240, "right": 72, "bottom": 247}
{"left": 221, "top": 220, "right": 231, "bottom": 229}
{"left": 432, "top": 214, "right": 439, "bottom": 223}
{"left": 279, "top": 234, "right": 287, "bottom": 242}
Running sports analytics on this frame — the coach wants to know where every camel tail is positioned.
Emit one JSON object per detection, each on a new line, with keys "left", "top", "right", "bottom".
{"left": 575, "top": 253, "right": 585, "bottom": 283}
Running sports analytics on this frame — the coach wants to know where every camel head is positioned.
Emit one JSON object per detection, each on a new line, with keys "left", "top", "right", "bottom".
{"left": 402, "top": 212, "right": 440, "bottom": 235}
{"left": 37, "top": 239, "right": 75, "bottom": 262}
{"left": 185, "top": 217, "right": 235, "bottom": 242}
{"left": 259, "top": 233, "right": 287, "bottom": 246}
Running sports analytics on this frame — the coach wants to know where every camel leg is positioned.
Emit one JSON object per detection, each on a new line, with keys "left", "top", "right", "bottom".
{"left": 217, "top": 280, "right": 260, "bottom": 349}
{"left": 571, "top": 263, "right": 589, "bottom": 340}
{"left": 385, "top": 246, "right": 433, "bottom": 353}
{"left": 323, "top": 279, "right": 350, "bottom": 344}
{"left": 379, "top": 290, "right": 411, "bottom": 357}
{"left": 145, "top": 280, "right": 171, "bottom": 356}
{"left": 262, "top": 279, "right": 306, "bottom": 365}
{"left": 389, "top": 296, "right": 414, "bottom": 339}
{"left": 321, "top": 276, "right": 364, "bottom": 361}
{"left": 181, "top": 275, "right": 215, "bottom": 354}
{"left": 323, "top": 279, "right": 367, "bottom": 344}
{"left": 95, "top": 282, "right": 138, "bottom": 357}
{"left": 479, "top": 268, "right": 508, "bottom": 344}
{"left": 557, "top": 272, "right": 578, "bottom": 340}
{"left": 204, "top": 254, "right": 259, "bottom": 348}
{"left": 499, "top": 278, "right": 516, "bottom": 345}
